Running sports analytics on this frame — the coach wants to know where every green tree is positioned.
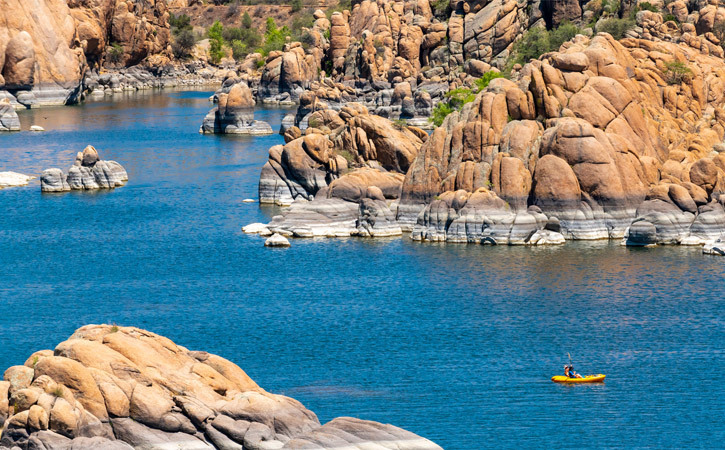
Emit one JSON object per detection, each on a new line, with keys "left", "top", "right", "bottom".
{"left": 208, "top": 21, "right": 225, "bottom": 64}
{"left": 291, "top": 0, "right": 302, "bottom": 12}
{"left": 242, "top": 12, "right": 253, "bottom": 29}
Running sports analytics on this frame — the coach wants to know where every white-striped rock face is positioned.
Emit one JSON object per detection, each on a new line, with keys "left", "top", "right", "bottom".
{"left": 0, "top": 325, "right": 442, "bottom": 450}
{"left": 40, "top": 146, "right": 128, "bottom": 193}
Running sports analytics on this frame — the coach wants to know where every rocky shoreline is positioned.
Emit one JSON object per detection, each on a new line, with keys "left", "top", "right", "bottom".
{"left": 0, "top": 325, "right": 442, "bottom": 450}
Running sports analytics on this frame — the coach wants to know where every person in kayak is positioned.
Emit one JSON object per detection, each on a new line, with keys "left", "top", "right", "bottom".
{"left": 564, "top": 365, "right": 583, "bottom": 379}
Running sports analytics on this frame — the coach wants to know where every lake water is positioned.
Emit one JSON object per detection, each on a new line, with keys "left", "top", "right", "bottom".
{"left": 1, "top": 90, "right": 723, "bottom": 448}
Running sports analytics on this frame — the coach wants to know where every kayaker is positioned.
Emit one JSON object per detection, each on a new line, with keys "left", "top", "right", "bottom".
{"left": 564, "top": 365, "right": 583, "bottom": 379}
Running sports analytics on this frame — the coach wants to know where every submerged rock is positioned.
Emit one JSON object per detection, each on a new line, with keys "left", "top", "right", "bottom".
{"left": 0, "top": 172, "right": 33, "bottom": 189}
{"left": 40, "top": 146, "right": 127, "bottom": 192}
{"left": 0, "top": 325, "right": 443, "bottom": 448}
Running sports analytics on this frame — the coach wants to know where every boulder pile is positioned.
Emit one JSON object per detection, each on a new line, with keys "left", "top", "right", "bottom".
{"left": 200, "top": 80, "right": 272, "bottom": 135}
{"left": 255, "top": 32, "right": 725, "bottom": 246}
{"left": 0, "top": 324, "right": 442, "bottom": 450}
{"left": 40, "top": 146, "right": 128, "bottom": 193}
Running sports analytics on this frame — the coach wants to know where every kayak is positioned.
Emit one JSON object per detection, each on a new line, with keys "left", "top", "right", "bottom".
{"left": 551, "top": 374, "right": 606, "bottom": 383}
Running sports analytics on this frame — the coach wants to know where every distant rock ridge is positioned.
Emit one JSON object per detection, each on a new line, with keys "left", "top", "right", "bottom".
{"left": 0, "top": 324, "right": 442, "bottom": 450}
{"left": 40, "top": 146, "right": 128, "bottom": 193}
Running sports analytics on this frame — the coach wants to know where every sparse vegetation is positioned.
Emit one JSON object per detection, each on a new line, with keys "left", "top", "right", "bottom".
{"left": 509, "top": 22, "right": 581, "bottom": 67}
{"left": 172, "top": 29, "right": 197, "bottom": 59}
{"left": 663, "top": 60, "right": 692, "bottom": 85}
{"left": 431, "top": 0, "right": 449, "bottom": 20}
{"left": 392, "top": 118, "right": 408, "bottom": 130}
{"left": 597, "top": 17, "right": 636, "bottom": 39}
{"left": 108, "top": 43, "right": 124, "bottom": 64}
{"left": 51, "top": 387, "right": 64, "bottom": 398}
{"left": 430, "top": 70, "right": 505, "bottom": 127}
{"left": 110, "top": 325, "right": 119, "bottom": 333}
{"left": 31, "top": 355, "right": 39, "bottom": 367}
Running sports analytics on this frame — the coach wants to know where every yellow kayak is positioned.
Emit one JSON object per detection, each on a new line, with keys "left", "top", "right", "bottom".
{"left": 551, "top": 374, "right": 606, "bottom": 383}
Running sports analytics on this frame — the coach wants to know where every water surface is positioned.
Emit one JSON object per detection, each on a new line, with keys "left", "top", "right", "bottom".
{"left": 1, "top": 90, "right": 723, "bottom": 448}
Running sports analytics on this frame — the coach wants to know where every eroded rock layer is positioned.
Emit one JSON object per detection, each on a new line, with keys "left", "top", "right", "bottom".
{"left": 256, "top": 33, "right": 725, "bottom": 246}
{"left": 0, "top": 325, "right": 442, "bottom": 450}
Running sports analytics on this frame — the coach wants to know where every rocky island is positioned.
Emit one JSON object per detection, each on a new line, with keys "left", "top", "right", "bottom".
{"left": 40, "top": 146, "right": 128, "bottom": 193}
{"left": 0, "top": 325, "right": 442, "bottom": 450}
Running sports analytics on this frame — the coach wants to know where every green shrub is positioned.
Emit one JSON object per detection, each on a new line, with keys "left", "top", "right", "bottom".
{"left": 243, "top": 12, "right": 253, "bottom": 29}
{"left": 172, "top": 29, "right": 196, "bottom": 59}
{"left": 431, "top": 0, "right": 449, "bottom": 20}
{"left": 291, "top": 0, "right": 302, "bottom": 12}
{"left": 663, "top": 13, "right": 678, "bottom": 23}
{"left": 429, "top": 70, "right": 504, "bottom": 127}
{"left": 232, "top": 39, "right": 247, "bottom": 60}
{"left": 663, "top": 60, "right": 692, "bottom": 85}
{"left": 597, "top": 17, "right": 636, "bottom": 39}
{"left": 510, "top": 23, "right": 581, "bottom": 66}
{"left": 430, "top": 102, "right": 454, "bottom": 127}
{"left": 108, "top": 43, "right": 124, "bottom": 64}
{"left": 169, "top": 13, "right": 192, "bottom": 34}
{"left": 474, "top": 71, "right": 504, "bottom": 91}
{"left": 256, "top": 18, "right": 291, "bottom": 56}
{"left": 637, "top": 1, "right": 658, "bottom": 12}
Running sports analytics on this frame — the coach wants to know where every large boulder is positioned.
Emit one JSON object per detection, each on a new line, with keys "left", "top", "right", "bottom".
{"left": 200, "top": 81, "right": 272, "bottom": 135}
{"left": 0, "top": 325, "right": 442, "bottom": 450}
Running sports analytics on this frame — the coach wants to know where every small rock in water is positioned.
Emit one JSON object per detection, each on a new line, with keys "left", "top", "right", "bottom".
{"left": 30, "top": 125, "right": 45, "bottom": 132}
{"left": 0, "top": 171, "right": 34, "bottom": 188}
{"left": 703, "top": 238, "right": 725, "bottom": 255}
{"left": 265, "top": 233, "right": 290, "bottom": 247}
{"left": 242, "top": 198, "right": 255, "bottom": 203}
{"left": 242, "top": 222, "right": 271, "bottom": 235}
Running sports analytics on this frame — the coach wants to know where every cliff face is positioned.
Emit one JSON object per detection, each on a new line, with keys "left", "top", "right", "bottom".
{"left": 256, "top": 32, "right": 725, "bottom": 246}
{"left": 400, "top": 34, "right": 725, "bottom": 245}
{"left": 0, "top": 0, "right": 86, "bottom": 107}
{"left": 0, "top": 0, "right": 171, "bottom": 108}
{"left": 0, "top": 325, "right": 442, "bottom": 450}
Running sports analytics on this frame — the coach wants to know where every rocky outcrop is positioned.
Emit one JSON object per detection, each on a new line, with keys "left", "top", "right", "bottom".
{"left": 253, "top": 103, "right": 424, "bottom": 238}
{"left": 201, "top": 80, "right": 272, "bottom": 135}
{"left": 0, "top": 1, "right": 85, "bottom": 107}
{"left": 0, "top": 98, "right": 19, "bottom": 130}
{"left": 0, "top": 324, "right": 442, "bottom": 450}
{"left": 395, "top": 33, "right": 725, "bottom": 245}
{"left": 259, "top": 43, "right": 318, "bottom": 104}
{"left": 255, "top": 30, "right": 725, "bottom": 247}
{"left": 0, "top": 0, "right": 172, "bottom": 108}
{"left": 40, "top": 146, "right": 128, "bottom": 193}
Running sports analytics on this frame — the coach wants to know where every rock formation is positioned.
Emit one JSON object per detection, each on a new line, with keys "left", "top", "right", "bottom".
{"left": 399, "top": 33, "right": 725, "bottom": 245}
{"left": 252, "top": 103, "right": 426, "bottom": 237}
{"left": 200, "top": 79, "right": 272, "bottom": 135}
{"left": 0, "top": 324, "right": 442, "bottom": 450}
{"left": 0, "top": 98, "right": 19, "bottom": 131}
{"left": 0, "top": 0, "right": 172, "bottom": 108}
{"left": 40, "top": 146, "right": 128, "bottom": 192}
{"left": 254, "top": 28, "right": 725, "bottom": 247}
{"left": 0, "top": 172, "right": 33, "bottom": 189}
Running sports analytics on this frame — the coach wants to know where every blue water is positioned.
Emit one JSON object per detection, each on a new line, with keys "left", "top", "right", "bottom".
{"left": 1, "top": 90, "right": 724, "bottom": 448}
